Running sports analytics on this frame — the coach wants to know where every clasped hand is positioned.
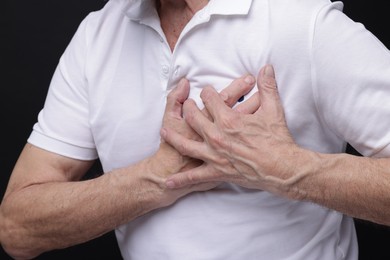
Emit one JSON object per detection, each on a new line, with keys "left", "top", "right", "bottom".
{"left": 161, "top": 65, "right": 302, "bottom": 196}
{"left": 151, "top": 69, "right": 263, "bottom": 206}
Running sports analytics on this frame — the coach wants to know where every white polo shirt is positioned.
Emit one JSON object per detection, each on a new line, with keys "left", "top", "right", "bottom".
{"left": 28, "top": 0, "right": 390, "bottom": 259}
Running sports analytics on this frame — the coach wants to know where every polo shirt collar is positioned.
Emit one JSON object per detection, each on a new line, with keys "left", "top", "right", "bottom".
{"left": 124, "top": 0, "right": 157, "bottom": 22}
{"left": 125, "top": 0, "right": 253, "bottom": 21}
{"left": 208, "top": 0, "right": 253, "bottom": 16}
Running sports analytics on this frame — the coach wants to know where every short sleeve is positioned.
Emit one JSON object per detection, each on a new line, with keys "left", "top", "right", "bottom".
{"left": 311, "top": 2, "right": 390, "bottom": 157}
{"left": 28, "top": 14, "right": 98, "bottom": 160}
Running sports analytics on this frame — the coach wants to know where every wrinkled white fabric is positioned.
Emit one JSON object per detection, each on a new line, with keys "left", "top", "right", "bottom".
{"left": 28, "top": 0, "right": 390, "bottom": 259}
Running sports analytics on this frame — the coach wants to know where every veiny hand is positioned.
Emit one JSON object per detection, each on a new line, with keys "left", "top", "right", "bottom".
{"left": 152, "top": 72, "right": 259, "bottom": 186}
{"left": 162, "top": 65, "right": 304, "bottom": 197}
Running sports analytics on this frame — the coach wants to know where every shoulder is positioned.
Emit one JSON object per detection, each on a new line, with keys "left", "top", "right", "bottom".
{"left": 249, "top": 0, "right": 345, "bottom": 47}
{"left": 259, "top": 0, "right": 342, "bottom": 23}
{"left": 83, "top": 0, "right": 133, "bottom": 28}
{"left": 72, "top": 0, "right": 139, "bottom": 49}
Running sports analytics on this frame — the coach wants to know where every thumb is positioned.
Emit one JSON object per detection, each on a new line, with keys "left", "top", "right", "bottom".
{"left": 259, "top": 64, "right": 277, "bottom": 92}
{"left": 256, "top": 64, "right": 283, "bottom": 112}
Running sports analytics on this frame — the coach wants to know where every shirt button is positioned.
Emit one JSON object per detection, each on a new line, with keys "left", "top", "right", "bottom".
{"left": 162, "top": 65, "right": 169, "bottom": 74}
{"left": 174, "top": 67, "right": 180, "bottom": 76}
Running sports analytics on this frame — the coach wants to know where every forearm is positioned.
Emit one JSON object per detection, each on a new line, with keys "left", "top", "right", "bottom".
{"left": 0, "top": 159, "right": 165, "bottom": 259}
{"left": 290, "top": 150, "right": 390, "bottom": 225}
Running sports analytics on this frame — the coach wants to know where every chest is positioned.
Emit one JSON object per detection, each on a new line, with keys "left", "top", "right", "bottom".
{"left": 86, "top": 12, "right": 321, "bottom": 170}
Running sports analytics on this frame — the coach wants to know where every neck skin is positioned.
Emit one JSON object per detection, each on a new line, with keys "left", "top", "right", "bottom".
{"left": 156, "top": 0, "right": 209, "bottom": 51}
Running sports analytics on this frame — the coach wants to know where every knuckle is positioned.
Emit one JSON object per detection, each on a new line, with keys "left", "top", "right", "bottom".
{"left": 187, "top": 173, "right": 198, "bottom": 184}
{"left": 219, "top": 113, "right": 239, "bottom": 129}
{"left": 177, "top": 142, "right": 190, "bottom": 155}
{"left": 263, "top": 77, "right": 277, "bottom": 90}
{"left": 177, "top": 178, "right": 187, "bottom": 187}
{"left": 184, "top": 109, "right": 196, "bottom": 124}
{"left": 214, "top": 155, "right": 229, "bottom": 166}
{"left": 208, "top": 132, "right": 227, "bottom": 148}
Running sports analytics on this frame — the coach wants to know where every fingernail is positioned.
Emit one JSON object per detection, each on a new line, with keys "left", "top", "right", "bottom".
{"left": 166, "top": 180, "right": 175, "bottom": 189}
{"left": 264, "top": 65, "right": 275, "bottom": 77}
{"left": 244, "top": 75, "right": 255, "bottom": 84}
{"left": 220, "top": 92, "right": 229, "bottom": 101}
{"left": 178, "top": 78, "right": 186, "bottom": 86}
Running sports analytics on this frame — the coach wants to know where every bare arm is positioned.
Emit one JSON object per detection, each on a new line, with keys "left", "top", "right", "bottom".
{"left": 0, "top": 144, "right": 174, "bottom": 258}
{"left": 0, "top": 75, "right": 256, "bottom": 259}
{"left": 162, "top": 65, "right": 390, "bottom": 226}
{"left": 293, "top": 149, "right": 390, "bottom": 225}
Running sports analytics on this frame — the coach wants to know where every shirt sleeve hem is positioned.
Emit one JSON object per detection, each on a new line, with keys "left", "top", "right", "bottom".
{"left": 27, "top": 131, "right": 98, "bottom": 161}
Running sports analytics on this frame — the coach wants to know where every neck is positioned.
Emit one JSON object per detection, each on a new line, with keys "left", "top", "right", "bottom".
{"left": 157, "top": 0, "right": 208, "bottom": 51}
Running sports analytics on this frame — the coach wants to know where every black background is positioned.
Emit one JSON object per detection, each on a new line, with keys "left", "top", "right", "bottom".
{"left": 1, "top": 0, "right": 389, "bottom": 259}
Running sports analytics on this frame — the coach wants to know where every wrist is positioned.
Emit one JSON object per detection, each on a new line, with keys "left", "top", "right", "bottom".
{"left": 153, "top": 142, "right": 190, "bottom": 176}
{"left": 268, "top": 146, "right": 319, "bottom": 201}
{"left": 129, "top": 142, "right": 201, "bottom": 210}
{"left": 281, "top": 147, "right": 329, "bottom": 201}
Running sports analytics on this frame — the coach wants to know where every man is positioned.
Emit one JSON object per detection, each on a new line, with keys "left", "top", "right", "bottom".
{"left": 1, "top": 0, "right": 390, "bottom": 259}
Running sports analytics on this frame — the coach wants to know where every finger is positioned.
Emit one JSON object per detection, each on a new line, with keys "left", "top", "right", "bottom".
{"left": 234, "top": 91, "right": 261, "bottom": 114}
{"left": 200, "top": 97, "right": 213, "bottom": 121}
{"left": 165, "top": 78, "right": 190, "bottom": 118}
{"left": 199, "top": 86, "right": 232, "bottom": 123}
{"left": 166, "top": 164, "right": 220, "bottom": 189}
{"left": 257, "top": 65, "right": 279, "bottom": 104}
{"left": 256, "top": 65, "right": 283, "bottom": 113}
{"left": 219, "top": 74, "right": 256, "bottom": 108}
{"left": 201, "top": 107, "right": 212, "bottom": 121}
{"left": 199, "top": 74, "right": 255, "bottom": 120}
{"left": 183, "top": 98, "right": 216, "bottom": 138}
{"left": 160, "top": 126, "right": 208, "bottom": 161}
